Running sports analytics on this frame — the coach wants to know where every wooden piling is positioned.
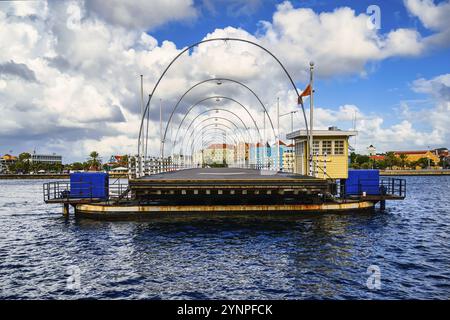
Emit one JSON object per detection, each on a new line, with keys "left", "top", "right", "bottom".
{"left": 63, "top": 203, "right": 70, "bottom": 217}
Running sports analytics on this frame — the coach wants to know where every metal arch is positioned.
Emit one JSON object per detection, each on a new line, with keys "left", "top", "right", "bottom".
{"left": 180, "top": 121, "right": 248, "bottom": 156}
{"left": 180, "top": 108, "right": 250, "bottom": 142}
{"left": 181, "top": 123, "right": 244, "bottom": 157}
{"left": 181, "top": 124, "right": 242, "bottom": 160}
{"left": 182, "top": 123, "right": 243, "bottom": 154}
{"left": 170, "top": 95, "right": 262, "bottom": 154}
{"left": 138, "top": 38, "right": 310, "bottom": 163}
{"left": 191, "top": 136, "right": 240, "bottom": 165}
{"left": 181, "top": 117, "right": 250, "bottom": 154}
{"left": 189, "top": 130, "right": 240, "bottom": 155}
{"left": 178, "top": 127, "right": 238, "bottom": 167}
{"left": 163, "top": 78, "right": 273, "bottom": 152}
{"left": 172, "top": 106, "right": 260, "bottom": 154}
{"left": 189, "top": 129, "right": 241, "bottom": 159}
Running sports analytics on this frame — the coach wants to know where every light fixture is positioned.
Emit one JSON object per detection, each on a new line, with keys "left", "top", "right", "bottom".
{"left": 216, "top": 80, "right": 222, "bottom": 85}
{"left": 216, "top": 98, "right": 220, "bottom": 102}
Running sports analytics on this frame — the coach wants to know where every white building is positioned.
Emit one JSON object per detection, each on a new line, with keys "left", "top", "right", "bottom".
{"left": 30, "top": 153, "right": 62, "bottom": 164}
{"left": 367, "top": 145, "right": 376, "bottom": 156}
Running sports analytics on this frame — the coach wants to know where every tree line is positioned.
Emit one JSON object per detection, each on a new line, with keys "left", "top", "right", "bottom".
{"left": 349, "top": 152, "right": 441, "bottom": 170}
{"left": 4, "top": 152, "right": 129, "bottom": 174}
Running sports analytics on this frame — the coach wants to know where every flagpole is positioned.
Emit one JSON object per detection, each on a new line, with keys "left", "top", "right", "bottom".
{"left": 309, "top": 61, "right": 314, "bottom": 177}
{"left": 277, "top": 97, "right": 280, "bottom": 172}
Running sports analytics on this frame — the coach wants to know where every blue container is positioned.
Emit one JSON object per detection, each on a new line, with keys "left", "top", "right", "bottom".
{"left": 345, "top": 170, "right": 380, "bottom": 196}
{"left": 70, "top": 172, "right": 109, "bottom": 199}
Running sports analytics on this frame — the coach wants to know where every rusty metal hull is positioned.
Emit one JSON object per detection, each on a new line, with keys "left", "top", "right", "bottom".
{"left": 74, "top": 201, "right": 375, "bottom": 220}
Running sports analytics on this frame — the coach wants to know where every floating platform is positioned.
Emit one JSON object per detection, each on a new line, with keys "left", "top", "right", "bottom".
{"left": 74, "top": 200, "right": 375, "bottom": 220}
{"left": 43, "top": 168, "right": 406, "bottom": 219}
{"left": 129, "top": 168, "right": 331, "bottom": 205}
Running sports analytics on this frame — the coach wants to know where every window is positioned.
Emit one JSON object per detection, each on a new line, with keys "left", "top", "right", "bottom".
{"left": 334, "top": 140, "right": 344, "bottom": 155}
{"left": 313, "top": 141, "right": 320, "bottom": 155}
{"left": 322, "top": 140, "right": 332, "bottom": 156}
{"left": 295, "top": 141, "right": 304, "bottom": 156}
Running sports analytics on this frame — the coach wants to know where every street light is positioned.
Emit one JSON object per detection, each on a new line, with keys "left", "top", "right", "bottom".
{"left": 280, "top": 110, "right": 298, "bottom": 133}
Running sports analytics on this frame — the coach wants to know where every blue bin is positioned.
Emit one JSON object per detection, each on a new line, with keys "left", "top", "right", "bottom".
{"left": 345, "top": 170, "right": 380, "bottom": 196}
{"left": 70, "top": 172, "right": 109, "bottom": 199}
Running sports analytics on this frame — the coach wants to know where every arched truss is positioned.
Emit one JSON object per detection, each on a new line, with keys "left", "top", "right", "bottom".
{"left": 172, "top": 106, "right": 261, "bottom": 155}
{"left": 180, "top": 121, "right": 249, "bottom": 157}
{"left": 182, "top": 117, "right": 250, "bottom": 151}
{"left": 189, "top": 130, "right": 240, "bottom": 156}
{"left": 188, "top": 131, "right": 242, "bottom": 164}
{"left": 163, "top": 78, "right": 273, "bottom": 155}
{"left": 170, "top": 95, "right": 263, "bottom": 155}
{"left": 138, "top": 38, "right": 310, "bottom": 161}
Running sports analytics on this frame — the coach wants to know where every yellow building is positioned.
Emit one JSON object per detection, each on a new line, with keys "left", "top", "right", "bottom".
{"left": 202, "top": 143, "right": 235, "bottom": 165}
{"left": 282, "top": 144, "right": 295, "bottom": 172}
{"left": 287, "top": 128, "right": 357, "bottom": 179}
{"left": 392, "top": 150, "right": 440, "bottom": 164}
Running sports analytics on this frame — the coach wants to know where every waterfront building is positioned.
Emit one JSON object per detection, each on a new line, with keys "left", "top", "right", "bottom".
{"left": 367, "top": 145, "right": 376, "bottom": 156}
{"left": 287, "top": 127, "right": 357, "bottom": 179}
{"left": 249, "top": 142, "right": 272, "bottom": 168}
{"left": 235, "top": 142, "right": 250, "bottom": 167}
{"left": 202, "top": 143, "right": 235, "bottom": 166}
{"left": 390, "top": 150, "right": 440, "bottom": 165}
{"left": 282, "top": 144, "right": 295, "bottom": 172}
{"left": 267, "top": 140, "right": 294, "bottom": 171}
{"left": 0, "top": 154, "right": 18, "bottom": 173}
{"left": 30, "top": 153, "right": 62, "bottom": 164}
{"left": 434, "top": 148, "right": 449, "bottom": 168}
{"left": 369, "top": 155, "right": 385, "bottom": 161}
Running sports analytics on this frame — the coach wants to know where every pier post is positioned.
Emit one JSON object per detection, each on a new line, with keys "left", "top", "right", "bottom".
{"left": 380, "top": 200, "right": 386, "bottom": 211}
{"left": 62, "top": 203, "right": 69, "bottom": 217}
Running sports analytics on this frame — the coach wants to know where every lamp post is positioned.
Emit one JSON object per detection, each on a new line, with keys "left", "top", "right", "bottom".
{"left": 309, "top": 61, "right": 314, "bottom": 177}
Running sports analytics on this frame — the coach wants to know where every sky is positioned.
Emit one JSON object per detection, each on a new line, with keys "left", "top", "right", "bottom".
{"left": 0, "top": 0, "right": 449, "bottom": 162}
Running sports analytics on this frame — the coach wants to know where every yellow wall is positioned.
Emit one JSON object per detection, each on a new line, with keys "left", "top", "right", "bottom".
{"left": 396, "top": 151, "right": 439, "bottom": 164}
{"left": 295, "top": 136, "right": 350, "bottom": 179}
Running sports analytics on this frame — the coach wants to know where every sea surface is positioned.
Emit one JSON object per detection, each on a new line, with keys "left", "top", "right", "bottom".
{"left": 0, "top": 176, "right": 449, "bottom": 299}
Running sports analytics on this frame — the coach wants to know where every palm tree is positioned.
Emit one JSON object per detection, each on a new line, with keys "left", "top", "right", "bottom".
{"left": 88, "top": 151, "right": 101, "bottom": 171}
{"left": 399, "top": 154, "right": 408, "bottom": 169}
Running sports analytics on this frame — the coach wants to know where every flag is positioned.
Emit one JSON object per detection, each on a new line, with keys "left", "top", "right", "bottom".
{"left": 298, "top": 84, "right": 312, "bottom": 104}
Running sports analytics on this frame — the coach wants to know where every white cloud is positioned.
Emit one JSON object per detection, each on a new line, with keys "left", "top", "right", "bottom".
{"left": 404, "top": 0, "right": 450, "bottom": 46}
{"left": 0, "top": 1, "right": 449, "bottom": 162}
{"left": 85, "top": 0, "right": 197, "bottom": 30}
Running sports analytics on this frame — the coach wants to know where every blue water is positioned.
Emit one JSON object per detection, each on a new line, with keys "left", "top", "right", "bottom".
{"left": 0, "top": 176, "right": 449, "bottom": 299}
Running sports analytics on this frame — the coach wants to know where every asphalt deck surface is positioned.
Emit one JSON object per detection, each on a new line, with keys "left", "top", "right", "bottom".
{"left": 139, "top": 168, "right": 315, "bottom": 180}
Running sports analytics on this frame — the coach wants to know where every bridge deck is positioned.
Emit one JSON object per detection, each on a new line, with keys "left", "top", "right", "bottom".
{"left": 136, "top": 168, "right": 317, "bottom": 181}
{"left": 129, "top": 168, "right": 331, "bottom": 204}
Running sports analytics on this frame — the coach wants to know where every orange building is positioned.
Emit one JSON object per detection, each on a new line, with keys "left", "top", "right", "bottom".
{"left": 391, "top": 150, "right": 440, "bottom": 164}
{"left": 0, "top": 154, "right": 18, "bottom": 173}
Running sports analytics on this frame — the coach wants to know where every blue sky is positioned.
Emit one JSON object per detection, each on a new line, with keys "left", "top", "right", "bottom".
{"left": 0, "top": 0, "right": 449, "bottom": 161}
{"left": 152, "top": 0, "right": 450, "bottom": 131}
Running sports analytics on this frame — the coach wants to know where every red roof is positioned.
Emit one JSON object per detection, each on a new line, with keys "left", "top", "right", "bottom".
{"left": 391, "top": 150, "right": 430, "bottom": 155}
{"left": 370, "top": 155, "right": 385, "bottom": 160}
{"left": 207, "top": 143, "right": 233, "bottom": 149}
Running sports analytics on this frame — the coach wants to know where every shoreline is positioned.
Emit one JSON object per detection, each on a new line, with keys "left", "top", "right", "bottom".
{"left": 379, "top": 169, "right": 450, "bottom": 176}
{"left": 1, "top": 170, "right": 449, "bottom": 179}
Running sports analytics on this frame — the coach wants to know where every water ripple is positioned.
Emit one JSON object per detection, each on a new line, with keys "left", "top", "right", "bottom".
{"left": 0, "top": 176, "right": 449, "bottom": 299}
